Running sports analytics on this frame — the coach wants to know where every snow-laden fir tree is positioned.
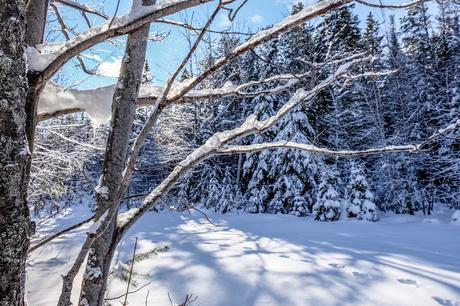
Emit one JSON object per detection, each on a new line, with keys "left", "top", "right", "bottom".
{"left": 205, "top": 172, "right": 221, "bottom": 210}
{"left": 346, "top": 164, "right": 378, "bottom": 221}
{"left": 242, "top": 37, "right": 284, "bottom": 213}
{"left": 214, "top": 168, "right": 243, "bottom": 214}
{"left": 266, "top": 108, "right": 319, "bottom": 215}
{"left": 313, "top": 163, "right": 342, "bottom": 221}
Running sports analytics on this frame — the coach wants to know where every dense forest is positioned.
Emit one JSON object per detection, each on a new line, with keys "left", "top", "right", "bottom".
{"left": 36, "top": 1, "right": 460, "bottom": 221}
{"left": 35, "top": 1, "right": 460, "bottom": 221}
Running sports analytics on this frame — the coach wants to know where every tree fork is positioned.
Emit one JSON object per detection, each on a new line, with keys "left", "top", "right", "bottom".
{"left": 77, "top": 1, "right": 154, "bottom": 304}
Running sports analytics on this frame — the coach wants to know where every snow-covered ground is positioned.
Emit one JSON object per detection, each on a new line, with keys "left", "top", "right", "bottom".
{"left": 27, "top": 207, "right": 460, "bottom": 306}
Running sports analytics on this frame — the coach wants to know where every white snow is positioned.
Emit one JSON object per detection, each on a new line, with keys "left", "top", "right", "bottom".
{"left": 451, "top": 210, "right": 460, "bottom": 225}
{"left": 87, "top": 210, "right": 108, "bottom": 235}
{"left": 27, "top": 209, "right": 460, "bottom": 306}
{"left": 95, "top": 186, "right": 109, "bottom": 198}
{"left": 97, "top": 57, "right": 122, "bottom": 78}
{"left": 38, "top": 82, "right": 114, "bottom": 125}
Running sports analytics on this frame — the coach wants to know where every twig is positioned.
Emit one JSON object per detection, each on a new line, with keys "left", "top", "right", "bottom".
{"left": 105, "top": 281, "right": 151, "bottom": 301}
{"left": 123, "top": 237, "right": 139, "bottom": 306}
{"left": 28, "top": 215, "right": 94, "bottom": 253}
{"left": 189, "top": 207, "right": 222, "bottom": 227}
{"left": 108, "top": 0, "right": 121, "bottom": 28}
{"left": 53, "top": 0, "right": 109, "bottom": 19}
{"left": 168, "top": 293, "right": 198, "bottom": 306}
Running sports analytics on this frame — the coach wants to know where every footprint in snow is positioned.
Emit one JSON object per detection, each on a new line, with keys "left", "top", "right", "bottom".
{"left": 398, "top": 279, "right": 419, "bottom": 287}
{"left": 432, "top": 296, "right": 460, "bottom": 306}
{"left": 353, "top": 272, "right": 372, "bottom": 279}
{"left": 329, "top": 263, "right": 345, "bottom": 269}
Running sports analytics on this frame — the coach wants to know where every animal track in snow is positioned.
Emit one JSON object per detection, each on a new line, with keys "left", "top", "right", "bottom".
{"left": 397, "top": 279, "right": 419, "bottom": 287}
{"left": 432, "top": 296, "right": 460, "bottom": 306}
{"left": 352, "top": 271, "right": 372, "bottom": 279}
{"left": 328, "top": 263, "right": 345, "bottom": 269}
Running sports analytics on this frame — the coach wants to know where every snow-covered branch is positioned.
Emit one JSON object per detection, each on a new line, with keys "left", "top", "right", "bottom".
{"left": 216, "top": 142, "right": 412, "bottom": 157}
{"left": 166, "top": 0, "right": 353, "bottom": 103}
{"left": 36, "top": 72, "right": 306, "bottom": 122}
{"left": 354, "top": 0, "right": 427, "bottom": 9}
{"left": 116, "top": 57, "right": 363, "bottom": 234}
{"left": 27, "top": 0, "right": 215, "bottom": 80}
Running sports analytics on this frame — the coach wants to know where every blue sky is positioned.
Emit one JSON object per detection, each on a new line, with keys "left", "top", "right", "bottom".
{"left": 53, "top": 0, "right": 438, "bottom": 90}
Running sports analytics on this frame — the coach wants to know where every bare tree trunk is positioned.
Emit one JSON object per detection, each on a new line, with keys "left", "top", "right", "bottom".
{"left": 0, "top": 1, "right": 34, "bottom": 305}
{"left": 25, "top": 0, "right": 49, "bottom": 152}
{"left": 25, "top": 0, "right": 49, "bottom": 46}
{"left": 78, "top": 1, "right": 153, "bottom": 304}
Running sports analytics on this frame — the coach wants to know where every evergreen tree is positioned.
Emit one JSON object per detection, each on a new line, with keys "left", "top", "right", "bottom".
{"left": 215, "top": 168, "right": 242, "bottom": 214}
{"left": 313, "top": 164, "right": 342, "bottom": 221}
{"left": 346, "top": 165, "right": 378, "bottom": 221}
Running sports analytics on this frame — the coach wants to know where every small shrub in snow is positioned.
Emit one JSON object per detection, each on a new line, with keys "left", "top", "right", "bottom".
{"left": 451, "top": 210, "right": 460, "bottom": 225}
{"left": 313, "top": 168, "right": 342, "bottom": 221}
{"left": 346, "top": 165, "right": 378, "bottom": 221}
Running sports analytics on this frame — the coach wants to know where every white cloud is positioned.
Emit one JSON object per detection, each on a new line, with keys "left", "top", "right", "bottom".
{"left": 250, "top": 14, "right": 264, "bottom": 24}
{"left": 218, "top": 14, "right": 232, "bottom": 28}
{"left": 97, "top": 57, "right": 122, "bottom": 78}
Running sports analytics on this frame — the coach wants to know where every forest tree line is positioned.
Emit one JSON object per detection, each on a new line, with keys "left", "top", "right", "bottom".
{"left": 34, "top": 1, "right": 460, "bottom": 221}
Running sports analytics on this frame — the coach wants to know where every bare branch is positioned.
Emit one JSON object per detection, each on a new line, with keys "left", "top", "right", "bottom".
{"left": 155, "top": 19, "right": 253, "bottom": 36}
{"left": 216, "top": 118, "right": 460, "bottom": 155}
{"left": 105, "top": 282, "right": 152, "bottom": 301}
{"left": 53, "top": 0, "right": 109, "bottom": 19}
{"left": 50, "top": 2, "right": 97, "bottom": 75}
{"left": 28, "top": 215, "right": 94, "bottom": 254}
{"left": 218, "top": 142, "right": 417, "bottom": 156}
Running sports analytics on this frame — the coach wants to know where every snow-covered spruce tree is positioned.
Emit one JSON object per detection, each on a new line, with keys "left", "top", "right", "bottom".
{"left": 313, "top": 3, "right": 364, "bottom": 172}
{"left": 242, "top": 37, "right": 284, "bottom": 213}
{"left": 355, "top": 12, "right": 398, "bottom": 213}
{"left": 266, "top": 109, "right": 319, "bottom": 215}
{"left": 243, "top": 7, "right": 323, "bottom": 216}
{"left": 399, "top": 3, "right": 437, "bottom": 213}
{"left": 261, "top": 3, "right": 321, "bottom": 216}
{"left": 204, "top": 172, "right": 221, "bottom": 210}
{"left": 371, "top": 15, "right": 412, "bottom": 213}
{"left": 346, "top": 165, "right": 378, "bottom": 221}
{"left": 176, "top": 34, "right": 246, "bottom": 208}
{"left": 214, "top": 168, "right": 242, "bottom": 214}
{"left": 428, "top": 0, "right": 460, "bottom": 209}
{"left": 313, "top": 163, "right": 343, "bottom": 221}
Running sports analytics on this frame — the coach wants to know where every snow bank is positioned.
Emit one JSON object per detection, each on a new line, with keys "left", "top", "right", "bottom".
{"left": 27, "top": 210, "right": 460, "bottom": 306}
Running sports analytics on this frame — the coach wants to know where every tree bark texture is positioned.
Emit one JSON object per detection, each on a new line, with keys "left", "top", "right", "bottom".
{"left": 0, "top": 1, "right": 34, "bottom": 305}
{"left": 78, "top": 1, "right": 154, "bottom": 304}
